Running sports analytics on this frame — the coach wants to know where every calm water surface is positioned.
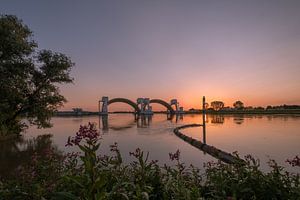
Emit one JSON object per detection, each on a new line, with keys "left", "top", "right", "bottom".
{"left": 1, "top": 114, "right": 299, "bottom": 177}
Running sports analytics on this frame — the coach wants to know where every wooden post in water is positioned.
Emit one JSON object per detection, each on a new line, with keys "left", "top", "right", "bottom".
{"left": 202, "top": 96, "right": 206, "bottom": 144}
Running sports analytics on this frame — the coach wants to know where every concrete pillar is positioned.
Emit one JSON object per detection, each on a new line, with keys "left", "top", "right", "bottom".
{"left": 101, "top": 96, "right": 109, "bottom": 114}
{"left": 171, "top": 99, "right": 178, "bottom": 112}
{"left": 137, "top": 98, "right": 144, "bottom": 113}
{"left": 143, "top": 98, "right": 152, "bottom": 114}
{"left": 144, "top": 98, "right": 150, "bottom": 110}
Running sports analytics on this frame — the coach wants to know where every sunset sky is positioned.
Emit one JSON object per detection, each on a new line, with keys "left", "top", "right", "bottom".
{"left": 1, "top": 1, "right": 300, "bottom": 111}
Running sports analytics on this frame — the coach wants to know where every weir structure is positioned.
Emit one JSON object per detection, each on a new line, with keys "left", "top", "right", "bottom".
{"left": 98, "top": 96, "right": 184, "bottom": 115}
{"left": 98, "top": 96, "right": 243, "bottom": 164}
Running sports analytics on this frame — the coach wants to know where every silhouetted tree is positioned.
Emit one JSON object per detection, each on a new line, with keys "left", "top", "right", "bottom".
{"left": 0, "top": 15, "right": 74, "bottom": 135}
{"left": 254, "top": 107, "right": 265, "bottom": 110}
{"left": 233, "top": 101, "right": 244, "bottom": 110}
{"left": 210, "top": 101, "right": 224, "bottom": 111}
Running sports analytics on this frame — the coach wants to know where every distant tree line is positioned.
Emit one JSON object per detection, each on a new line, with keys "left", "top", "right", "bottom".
{"left": 266, "top": 105, "right": 300, "bottom": 110}
{"left": 189, "top": 100, "right": 300, "bottom": 112}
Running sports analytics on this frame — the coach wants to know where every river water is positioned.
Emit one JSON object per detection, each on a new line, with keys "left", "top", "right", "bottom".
{"left": 1, "top": 114, "right": 299, "bottom": 177}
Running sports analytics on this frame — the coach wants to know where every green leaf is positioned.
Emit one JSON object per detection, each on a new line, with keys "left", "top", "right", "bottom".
{"left": 51, "top": 192, "right": 79, "bottom": 200}
{"left": 79, "top": 145, "right": 88, "bottom": 152}
{"left": 93, "top": 143, "right": 100, "bottom": 151}
{"left": 64, "top": 176, "right": 84, "bottom": 188}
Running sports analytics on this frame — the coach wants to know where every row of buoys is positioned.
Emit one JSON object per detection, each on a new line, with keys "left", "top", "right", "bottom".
{"left": 173, "top": 124, "right": 245, "bottom": 165}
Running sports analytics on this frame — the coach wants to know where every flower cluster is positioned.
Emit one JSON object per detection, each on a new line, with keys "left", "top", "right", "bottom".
{"left": 150, "top": 159, "right": 158, "bottom": 165}
{"left": 66, "top": 122, "right": 100, "bottom": 146}
{"left": 129, "top": 148, "right": 142, "bottom": 158}
{"left": 203, "top": 161, "right": 217, "bottom": 168}
{"left": 65, "top": 152, "right": 81, "bottom": 160}
{"left": 110, "top": 142, "right": 119, "bottom": 152}
{"left": 286, "top": 155, "right": 300, "bottom": 167}
{"left": 169, "top": 149, "right": 180, "bottom": 161}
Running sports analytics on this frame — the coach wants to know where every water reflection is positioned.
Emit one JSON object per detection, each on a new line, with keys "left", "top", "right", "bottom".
{"left": 2, "top": 114, "right": 299, "bottom": 175}
{"left": 0, "top": 134, "right": 62, "bottom": 179}
{"left": 98, "top": 114, "right": 300, "bottom": 132}
{"left": 99, "top": 115, "right": 109, "bottom": 132}
{"left": 72, "top": 118, "right": 84, "bottom": 123}
{"left": 137, "top": 115, "right": 152, "bottom": 128}
{"left": 211, "top": 115, "right": 225, "bottom": 124}
{"left": 98, "top": 114, "right": 181, "bottom": 132}
{"left": 173, "top": 114, "right": 184, "bottom": 123}
{"left": 233, "top": 115, "right": 245, "bottom": 125}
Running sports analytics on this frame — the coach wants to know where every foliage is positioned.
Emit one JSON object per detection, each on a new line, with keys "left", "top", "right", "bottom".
{"left": 0, "top": 15, "right": 74, "bottom": 135}
{"left": 286, "top": 156, "right": 300, "bottom": 167}
{"left": 0, "top": 123, "right": 299, "bottom": 200}
{"left": 266, "top": 105, "right": 300, "bottom": 110}
{"left": 210, "top": 101, "right": 224, "bottom": 111}
{"left": 233, "top": 101, "right": 244, "bottom": 110}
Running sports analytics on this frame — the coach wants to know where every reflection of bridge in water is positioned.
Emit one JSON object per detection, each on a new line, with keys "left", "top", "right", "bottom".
{"left": 98, "top": 96, "right": 243, "bottom": 164}
{"left": 98, "top": 113, "right": 245, "bottom": 134}
{"left": 98, "top": 96, "right": 184, "bottom": 115}
{"left": 98, "top": 113, "right": 184, "bottom": 133}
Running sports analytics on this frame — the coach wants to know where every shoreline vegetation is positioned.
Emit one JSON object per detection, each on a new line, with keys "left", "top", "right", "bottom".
{"left": 1, "top": 123, "right": 299, "bottom": 199}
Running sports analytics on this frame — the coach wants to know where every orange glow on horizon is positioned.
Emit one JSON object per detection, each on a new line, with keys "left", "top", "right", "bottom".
{"left": 60, "top": 93, "right": 300, "bottom": 112}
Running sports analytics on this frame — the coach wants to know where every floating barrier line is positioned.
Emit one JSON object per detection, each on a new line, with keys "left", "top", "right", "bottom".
{"left": 173, "top": 124, "right": 245, "bottom": 164}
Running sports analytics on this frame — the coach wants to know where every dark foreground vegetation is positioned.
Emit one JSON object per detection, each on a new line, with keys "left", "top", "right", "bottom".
{"left": 1, "top": 123, "right": 299, "bottom": 200}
